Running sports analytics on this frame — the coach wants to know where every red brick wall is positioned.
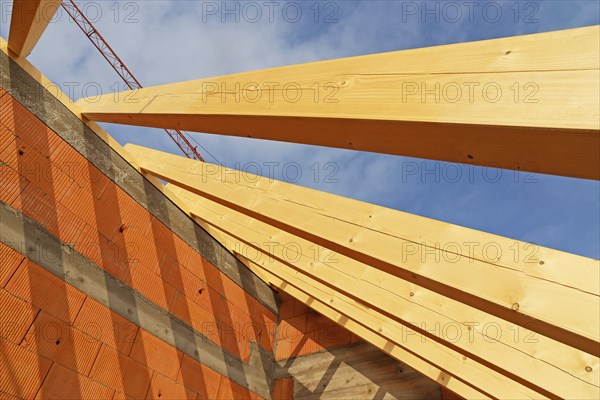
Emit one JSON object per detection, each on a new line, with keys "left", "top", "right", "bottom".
{"left": 0, "top": 87, "right": 273, "bottom": 399}
{"left": 274, "top": 292, "right": 362, "bottom": 361}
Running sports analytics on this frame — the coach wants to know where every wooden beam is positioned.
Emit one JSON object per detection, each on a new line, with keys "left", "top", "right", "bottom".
{"left": 124, "top": 144, "right": 600, "bottom": 359}
{"left": 81, "top": 26, "right": 600, "bottom": 179}
{"left": 8, "top": 0, "right": 61, "bottom": 57}
{"left": 253, "top": 267, "right": 491, "bottom": 400}
{"left": 182, "top": 210, "right": 535, "bottom": 399}
{"left": 165, "top": 183, "right": 598, "bottom": 400}
{"left": 129, "top": 149, "right": 597, "bottom": 398}
{"left": 129, "top": 170, "right": 496, "bottom": 399}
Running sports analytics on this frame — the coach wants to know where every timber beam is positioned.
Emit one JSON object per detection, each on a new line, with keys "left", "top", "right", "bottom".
{"left": 80, "top": 26, "right": 600, "bottom": 179}
{"left": 125, "top": 144, "right": 600, "bottom": 356}
{"left": 125, "top": 143, "right": 600, "bottom": 400}
{"left": 171, "top": 184, "right": 597, "bottom": 400}
{"left": 8, "top": 0, "right": 62, "bottom": 58}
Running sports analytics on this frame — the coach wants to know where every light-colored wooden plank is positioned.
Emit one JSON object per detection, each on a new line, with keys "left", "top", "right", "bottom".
{"left": 232, "top": 256, "right": 500, "bottom": 399}
{"left": 81, "top": 26, "right": 600, "bottom": 179}
{"left": 166, "top": 183, "right": 598, "bottom": 399}
{"left": 8, "top": 0, "right": 62, "bottom": 57}
{"left": 124, "top": 144, "right": 600, "bottom": 358}
{"left": 125, "top": 171, "right": 493, "bottom": 399}
{"left": 206, "top": 226, "right": 541, "bottom": 400}
{"left": 278, "top": 342, "right": 442, "bottom": 400}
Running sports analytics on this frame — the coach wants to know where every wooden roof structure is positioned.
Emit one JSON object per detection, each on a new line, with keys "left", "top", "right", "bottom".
{"left": 7, "top": 2, "right": 600, "bottom": 398}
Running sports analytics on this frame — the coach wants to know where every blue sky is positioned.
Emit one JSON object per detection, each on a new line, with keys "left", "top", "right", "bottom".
{"left": 1, "top": 0, "right": 599, "bottom": 258}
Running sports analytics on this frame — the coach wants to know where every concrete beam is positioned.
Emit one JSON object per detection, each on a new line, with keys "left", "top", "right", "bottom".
{"left": 0, "top": 201, "right": 274, "bottom": 398}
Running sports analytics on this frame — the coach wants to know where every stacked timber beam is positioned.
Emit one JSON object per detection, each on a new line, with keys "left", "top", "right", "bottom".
{"left": 123, "top": 144, "right": 600, "bottom": 400}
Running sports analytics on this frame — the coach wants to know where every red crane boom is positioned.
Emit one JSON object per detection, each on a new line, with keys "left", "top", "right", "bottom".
{"left": 61, "top": 0, "right": 205, "bottom": 161}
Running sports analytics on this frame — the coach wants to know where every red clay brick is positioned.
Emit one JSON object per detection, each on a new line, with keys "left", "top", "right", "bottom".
{"left": 350, "top": 332, "right": 364, "bottom": 344}
{"left": 293, "top": 300, "right": 309, "bottom": 318}
{"left": 9, "top": 139, "right": 74, "bottom": 203}
{"left": 129, "top": 263, "right": 177, "bottom": 311}
{"left": 5, "top": 260, "right": 86, "bottom": 323}
{"left": 176, "top": 355, "right": 221, "bottom": 400}
{"left": 217, "top": 377, "right": 262, "bottom": 400}
{"left": 115, "top": 188, "right": 152, "bottom": 240}
{"left": 146, "top": 372, "right": 197, "bottom": 400}
{"left": 4, "top": 99, "right": 61, "bottom": 157}
{"left": 94, "top": 193, "right": 127, "bottom": 241}
{"left": 35, "top": 362, "right": 115, "bottom": 400}
{"left": 170, "top": 293, "right": 218, "bottom": 346}
{"left": 254, "top": 321, "right": 275, "bottom": 353}
{"left": 0, "top": 243, "right": 24, "bottom": 288}
{"left": 172, "top": 238, "right": 196, "bottom": 270}
{"left": 239, "top": 292, "right": 276, "bottom": 327}
{"left": 277, "top": 318, "right": 306, "bottom": 346}
{"left": 0, "top": 389, "right": 20, "bottom": 399}
{"left": 11, "top": 181, "right": 60, "bottom": 234}
{"left": 296, "top": 328, "right": 350, "bottom": 358}
{"left": 10, "top": 177, "right": 89, "bottom": 247}
{"left": 159, "top": 259, "right": 204, "bottom": 300}
{"left": 275, "top": 317, "right": 352, "bottom": 360}
{"left": 0, "top": 161, "right": 29, "bottom": 207}
{"left": 143, "top": 221, "right": 173, "bottom": 252}
{"left": 110, "top": 391, "right": 130, "bottom": 400}
{"left": 74, "top": 297, "right": 139, "bottom": 355}
{"left": 0, "top": 96, "right": 33, "bottom": 135}
{"left": 89, "top": 345, "right": 152, "bottom": 399}
{"left": 312, "top": 322, "right": 351, "bottom": 349}
{"left": 306, "top": 312, "right": 334, "bottom": 333}
{"left": 89, "top": 234, "right": 134, "bottom": 286}
{"left": 129, "top": 329, "right": 183, "bottom": 382}
{"left": 21, "top": 311, "right": 102, "bottom": 376}
{"left": 272, "top": 378, "right": 294, "bottom": 400}
{"left": 122, "top": 229, "right": 160, "bottom": 274}
{"left": 0, "top": 288, "right": 39, "bottom": 344}
{"left": 0, "top": 340, "right": 52, "bottom": 399}
{"left": 59, "top": 177, "right": 99, "bottom": 228}
{"left": 51, "top": 145, "right": 110, "bottom": 201}
{"left": 279, "top": 300, "right": 295, "bottom": 320}
{"left": 54, "top": 204, "right": 90, "bottom": 246}
{"left": 183, "top": 252, "right": 206, "bottom": 282}
{"left": 274, "top": 338, "right": 293, "bottom": 361}
{"left": 0, "top": 127, "right": 17, "bottom": 162}
{"left": 170, "top": 292, "right": 251, "bottom": 361}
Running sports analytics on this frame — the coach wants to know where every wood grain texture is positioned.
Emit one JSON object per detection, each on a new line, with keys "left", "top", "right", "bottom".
{"left": 124, "top": 144, "right": 600, "bottom": 356}
{"left": 168, "top": 183, "right": 598, "bottom": 399}
{"left": 80, "top": 26, "right": 600, "bottom": 179}
{"left": 128, "top": 165, "right": 498, "bottom": 399}
{"left": 274, "top": 342, "right": 442, "bottom": 400}
{"left": 124, "top": 143, "right": 600, "bottom": 398}
{"left": 167, "top": 183, "right": 598, "bottom": 395}
{"left": 8, "top": 0, "right": 62, "bottom": 57}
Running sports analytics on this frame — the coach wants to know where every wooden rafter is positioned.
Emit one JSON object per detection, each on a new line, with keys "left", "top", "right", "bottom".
{"left": 8, "top": 0, "right": 61, "bottom": 57}
{"left": 125, "top": 143, "right": 600, "bottom": 400}
{"left": 125, "top": 144, "right": 600, "bottom": 354}
{"left": 171, "top": 185, "right": 595, "bottom": 399}
{"left": 80, "top": 26, "right": 600, "bottom": 179}
{"left": 137, "top": 175, "right": 528, "bottom": 400}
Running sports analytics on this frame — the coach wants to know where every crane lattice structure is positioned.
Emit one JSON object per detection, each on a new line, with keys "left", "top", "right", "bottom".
{"left": 60, "top": 0, "right": 205, "bottom": 161}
